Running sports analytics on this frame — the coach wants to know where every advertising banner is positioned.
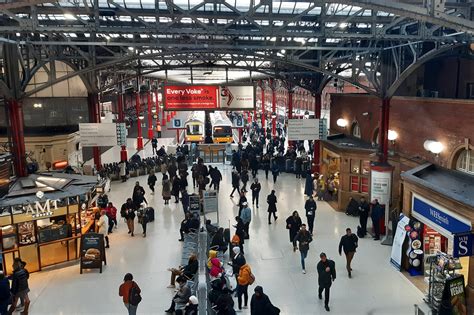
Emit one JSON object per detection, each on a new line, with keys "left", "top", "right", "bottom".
{"left": 287, "top": 119, "right": 320, "bottom": 141}
{"left": 453, "top": 233, "right": 473, "bottom": 257}
{"left": 390, "top": 214, "right": 410, "bottom": 270}
{"left": 163, "top": 85, "right": 219, "bottom": 110}
{"left": 219, "top": 85, "right": 255, "bottom": 110}
{"left": 80, "top": 233, "right": 106, "bottom": 274}
{"left": 441, "top": 275, "right": 467, "bottom": 315}
{"left": 79, "top": 123, "right": 118, "bottom": 147}
{"left": 370, "top": 168, "right": 392, "bottom": 206}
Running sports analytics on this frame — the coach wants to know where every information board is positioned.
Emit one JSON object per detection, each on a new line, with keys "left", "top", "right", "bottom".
{"left": 390, "top": 214, "right": 410, "bottom": 270}
{"left": 219, "top": 85, "right": 255, "bottom": 110}
{"left": 203, "top": 190, "right": 218, "bottom": 214}
{"left": 189, "top": 194, "right": 201, "bottom": 215}
{"left": 287, "top": 119, "right": 320, "bottom": 141}
{"left": 79, "top": 123, "right": 118, "bottom": 147}
{"left": 116, "top": 123, "right": 127, "bottom": 146}
{"left": 164, "top": 85, "right": 219, "bottom": 110}
{"left": 80, "top": 233, "right": 106, "bottom": 274}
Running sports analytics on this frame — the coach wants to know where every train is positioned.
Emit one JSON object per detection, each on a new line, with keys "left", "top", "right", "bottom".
{"left": 210, "top": 111, "right": 234, "bottom": 143}
{"left": 184, "top": 111, "right": 205, "bottom": 143}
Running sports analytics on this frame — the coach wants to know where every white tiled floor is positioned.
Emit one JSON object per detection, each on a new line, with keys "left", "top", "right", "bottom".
{"left": 25, "top": 163, "right": 424, "bottom": 315}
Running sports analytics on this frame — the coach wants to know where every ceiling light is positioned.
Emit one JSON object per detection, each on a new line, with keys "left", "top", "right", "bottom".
{"left": 33, "top": 103, "right": 42, "bottom": 108}
{"left": 64, "top": 13, "right": 76, "bottom": 20}
{"left": 336, "top": 118, "right": 348, "bottom": 128}
{"left": 280, "top": 49, "right": 286, "bottom": 54}
{"left": 387, "top": 130, "right": 398, "bottom": 141}
{"left": 128, "top": 46, "right": 134, "bottom": 51}
{"left": 339, "top": 23, "right": 348, "bottom": 29}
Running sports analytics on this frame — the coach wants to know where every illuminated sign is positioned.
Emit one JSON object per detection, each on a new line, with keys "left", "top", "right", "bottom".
{"left": 163, "top": 85, "right": 219, "bottom": 110}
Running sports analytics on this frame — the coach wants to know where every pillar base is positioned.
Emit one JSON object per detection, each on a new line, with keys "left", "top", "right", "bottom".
{"left": 137, "top": 137, "right": 144, "bottom": 150}
{"left": 148, "top": 128, "right": 154, "bottom": 139}
{"left": 466, "top": 285, "right": 474, "bottom": 314}
{"left": 120, "top": 147, "right": 128, "bottom": 162}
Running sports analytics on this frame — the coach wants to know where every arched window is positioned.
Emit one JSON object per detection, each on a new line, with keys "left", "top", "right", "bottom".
{"left": 351, "top": 121, "right": 361, "bottom": 139}
{"left": 455, "top": 149, "right": 474, "bottom": 175}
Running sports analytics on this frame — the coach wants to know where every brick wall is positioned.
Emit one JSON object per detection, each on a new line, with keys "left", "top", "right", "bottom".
{"left": 330, "top": 94, "right": 474, "bottom": 168}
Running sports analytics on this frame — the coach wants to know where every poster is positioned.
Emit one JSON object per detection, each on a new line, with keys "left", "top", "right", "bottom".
{"left": 287, "top": 119, "right": 320, "bottom": 141}
{"left": 219, "top": 85, "right": 255, "bottom": 110}
{"left": 203, "top": 190, "right": 218, "bottom": 214}
{"left": 163, "top": 85, "right": 219, "bottom": 110}
{"left": 370, "top": 169, "right": 392, "bottom": 206}
{"left": 189, "top": 194, "right": 201, "bottom": 215}
{"left": 80, "top": 233, "right": 106, "bottom": 274}
{"left": 79, "top": 123, "right": 118, "bottom": 147}
{"left": 441, "top": 275, "right": 467, "bottom": 315}
{"left": 390, "top": 214, "right": 410, "bottom": 270}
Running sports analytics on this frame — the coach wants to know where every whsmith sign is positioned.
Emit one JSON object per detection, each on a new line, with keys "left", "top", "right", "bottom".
{"left": 412, "top": 194, "right": 471, "bottom": 236}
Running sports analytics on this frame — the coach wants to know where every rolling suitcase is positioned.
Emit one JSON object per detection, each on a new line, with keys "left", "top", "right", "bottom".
{"left": 146, "top": 207, "right": 155, "bottom": 222}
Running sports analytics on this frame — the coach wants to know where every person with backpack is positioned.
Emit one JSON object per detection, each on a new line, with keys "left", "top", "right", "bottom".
{"left": 119, "top": 273, "right": 141, "bottom": 315}
{"left": 294, "top": 224, "right": 312, "bottom": 274}
{"left": 236, "top": 263, "right": 254, "bottom": 311}
{"left": 230, "top": 246, "right": 246, "bottom": 283}
{"left": 147, "top": 170, "right": 157, "bottom": 195}
{"left": 250, "top": 286, "right": 280, "bottom": 315}
{"left": 266, "top": 190, "right": 278, "bottom": 224}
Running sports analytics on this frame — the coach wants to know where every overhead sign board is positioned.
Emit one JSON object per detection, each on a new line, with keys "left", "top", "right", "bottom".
{"left": 164, "top": 85, "right": 219, "bottom": 110}
{"left": 287, "top": 119, "right": 320, "bottom": 141}
{"left": 172, "top": 118, "right": 182, "bottom": 128}
{"left": 79, "top": 123, "right": 118, "bottom": 147}
{"left": 220, "top": 85, "right": 255, "bottom": 110}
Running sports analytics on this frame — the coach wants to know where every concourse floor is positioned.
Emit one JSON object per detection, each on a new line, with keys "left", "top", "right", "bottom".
{"left": 25, "top": 164, "right": 423, "bottom": 315}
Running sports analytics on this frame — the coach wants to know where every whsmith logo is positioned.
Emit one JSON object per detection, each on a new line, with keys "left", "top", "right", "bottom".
{"left": 429, "top": 208, "right": 449, "bottom": 225}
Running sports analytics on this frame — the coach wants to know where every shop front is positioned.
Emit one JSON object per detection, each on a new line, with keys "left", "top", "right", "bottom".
{"left": 320, "top": 134, "right": 376, "bottom": 211}
{"left": 0, "top": 173, "right": 104, "bottom": 274}
{"left": 401, "top": 164, "right": 474, "bottom": 314}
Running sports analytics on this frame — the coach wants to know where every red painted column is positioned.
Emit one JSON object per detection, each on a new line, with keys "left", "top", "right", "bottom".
{"left": 135, "top": 92, "right": 144, "bottom": 150}
{"left": 271, "top": 85, "right": 276, "bottom": 138}
{"left": 176, "top": 129, "right": 180, "bottom": 144}
{"left": 7, "top": 99, "right": 27, "bottom": 177}
{"left": 288, "top": 90, "right": 294, "bottom": 147}
{"left": 117, "top": 93, "right": 128, "bottom": 162}
{"left": 88, "top": 93, "right": 101, "bottom": 170}
{"left": 261, "top": 83, "right": 266, "bottom": 135}
{"left": 378, "top": 98, "right": 390, "bottom": 164}
{"left": 147, "top": 91, "right": 154, "bottom": 139}
{"left": 313, "top": 94, "right": 322, "bottom": 173}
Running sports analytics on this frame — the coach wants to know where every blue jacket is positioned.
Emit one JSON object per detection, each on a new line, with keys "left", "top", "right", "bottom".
{"left": 240, "top": 207, "right": 251, "bottom": 224}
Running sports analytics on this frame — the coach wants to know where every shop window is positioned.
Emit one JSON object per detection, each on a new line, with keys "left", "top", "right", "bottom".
{"left": 455, "top": 149, "right": 474, "bottom": 175}
{"left": 361, "top": 177, "right": 369, "bottom": 193}
{"left": 362, "top": 160, "right": 370, "bottom": 175}
{"left": 350, "top": 176, "right": 359, "bottom": 192}
{"left": 351, "top": 159, "right": 360, "bottom": 174}
{"left": 351, "top": 121, "right": 361, "bottom": 139}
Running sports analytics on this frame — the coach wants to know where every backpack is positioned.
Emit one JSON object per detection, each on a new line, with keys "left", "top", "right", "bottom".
{"left": 129, "top": 284, "right": 142, "bottom": 306}
{"left": 248, "top": 271, "right": 256, "bottom": 285}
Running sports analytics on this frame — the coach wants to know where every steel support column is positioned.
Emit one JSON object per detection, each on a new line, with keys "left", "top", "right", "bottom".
{"left": 313, "top": 94, "right": 322, "bottom": 173}
{"left": 135, "top": 92, "right": 144, "bottom": 150}
{"left": 7, "top": 99, "right": 27, "bottom": 177}
{"left": 117, "top": 93, "right": 128, "bottom": 162}
{"left": 87, "top": 93, "right": 101, "bottom": 170}
{"left": 378, "top": 98, "right": 390, "bottom": 164}
{"left": 147, "top": 91, "right": 153, "bottom": 139}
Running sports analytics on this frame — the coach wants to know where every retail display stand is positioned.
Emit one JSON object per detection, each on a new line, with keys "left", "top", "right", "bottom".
{"left": 79, "top": 233, "right": 106, "bottom": 274}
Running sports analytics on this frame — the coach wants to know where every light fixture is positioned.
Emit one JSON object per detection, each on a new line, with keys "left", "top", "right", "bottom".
{"left": 138, "top": 114, "right": 145, "bottom": 120}
{"left": 64, "top": 13, "right": 76, "bottom": 20}
{"left": 388, "top": 130, "right": 398, "bottom": 141}
{"left": 33, "top": 103, "right": 42, "bottom": 108}
{"left": 128, "top": 46, "right": 134, "bottom": 51}
{"left": 336, "top": 118, "right": 348, "bottom": 128}
{"left": 424, "top": 140, "right": 444, "bottom": 155}
{"left": 304, "top": 110, "right": 310, "bottom": 119}
{"left": 280, "top": 49, "right": 286, "bottom": 54}
{"left": 151, "top": 107, "right": 157, "bottom": 113}
{"left": 271, "top": 112, "right": 277, "bottom": 119}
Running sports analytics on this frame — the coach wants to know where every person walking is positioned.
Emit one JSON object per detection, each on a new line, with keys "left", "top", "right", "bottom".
{"left": 338, "top": 228, "right": 358, "bottom": 278}
{"left": 172, "top": 176, "right": 181, "bottom": 203}
{"left": 262, "top": 154, "right": 270, "bottom": 180}
{"left": 161, "top": 160, "right": 168, "bottom": 180}
{"left": 119, "top": 273, "right": 141, "bottom": 315}
{"left": 120, "top": 160, "right": 128, "bottom": 182}
{"left": 230, "top": 170, "right": 241, "bottom": 198}
{"left": 241, "top": 169, "right": 249, "bottom": 192}
{"left": 286, "top": 211, "right": 302, "bottom": 252}
{"left": 97, "top": 209, "right": 110, "bottom": 248}
{"left": 162, "top": 174, "right": 172, "bottom": 205}
{"left": 317, "top": 253, "right": 336, "bottom": 312}
{"left": 0, "top": 272, "right": 10, "bottom": 315}
{"left": 371, "top": 199, "right": 384, "bottom": 240}
{"left": 237, "top": 191, "right": 248, "bottom": 217}
{"left": 240, "top": 202, "right": 251, "bottom": 239}
{"left": 8, "top": 258, "right": 30, "bottom": 315}
{"left": 132, "top": 181, "right": 147, "bottom": 209}
{"left": 151, "top": 137, "right": 158, "bottom": 155}
{"left": 304, "top": 196, "right": 317, "bottom": 235}
{"left": 138, "top": 205, "right": 151, "bottom": 237}
{"left": 209, "top": 166, "right": 222, "bottom": 191}
{"left": 147, "top": 170, "right": 157, "bottom": 195}
{"left": 236, "top": 263, "right": 252, "bottom": 311}
{"left": 250, "top": 286, "right": 280, "bottom": 315}
{"left": 105, "top": 202, "right": 118, "bottom": 233}
{"left": 358, "top": 196, "right": 370, "bottom": 237}
{"left": 294, "top": 224, "right": 312, "bottom": 274}
{"left": 250, "top": 178, "right": 261, "bottom": 208}
{"left": 125, "top": 204, "right": 136, "bottom": 237}
{"left": 266, "top": 190, "right": 278, "bottom": 224}
{"left": 271, "top": 161, "right": 279, "bottom": 184}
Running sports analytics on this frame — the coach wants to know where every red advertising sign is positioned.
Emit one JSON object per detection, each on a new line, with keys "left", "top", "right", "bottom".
{"left": 164, "top": 85, "right": 219, "bottom": 110}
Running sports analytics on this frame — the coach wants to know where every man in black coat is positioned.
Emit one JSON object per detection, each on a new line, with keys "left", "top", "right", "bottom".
{"left": 250, "top": 286, "right": 279, "bottom": 315}
{"left": 304, "top": 196, "right": 317, "bottom": 235}
{"left": 250, "top": 178, "right": 261, "bottom": 208}
{"left": 266, "top": 190, "right": 278, "bottom": 224}
{"left": 338, "top": 228, "right": 358, "bottom": 278}
{"left": 317, "top": 252, "right": 336, "bottom": 312}
{"left": 358, "top": 197, "right": 370, "bottom": 237}
{"left": 230, "top": 170, "right": 241, "bottom": 198}
{"left": 294, "top": 224, "right": 312, "bottom": 274}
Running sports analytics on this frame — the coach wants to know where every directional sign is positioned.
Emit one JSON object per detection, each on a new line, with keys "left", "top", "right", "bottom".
{"left": 172, "top": 118, "right": 182, "bottom": 128}
{"left": 287, "top": 119, "right": 320, "bottom": 141}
